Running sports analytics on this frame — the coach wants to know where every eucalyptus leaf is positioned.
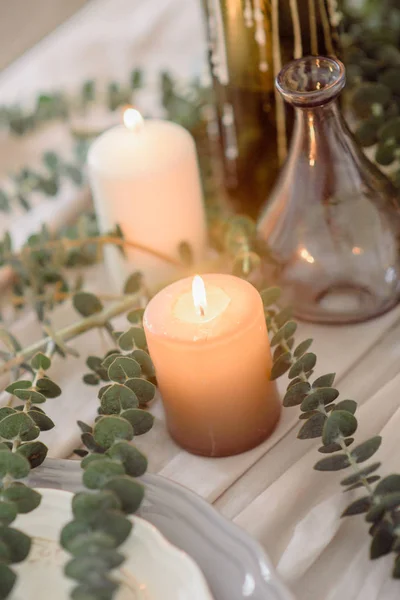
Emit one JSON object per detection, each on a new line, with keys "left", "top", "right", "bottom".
{"left": 375, "top": 475, "right": 400, "bottom": 495}
{"left": 341, "top": 462, "right": 381, "bottom": 486}
{"left": 283, "top": 381, "right": 311, "bottom": 407}
{"left": 28, "top": 410, "right": 54, "bottom": 431}
{"left": 314, "top": 454, "right": 350, "bottom": 471}
{"left": 123, "top": 272, "right": 142, "bottom": 295}
{"left": 31, "top": 352, "right": 51, "bottom": 371}
{"left": 93, "top": 416, "right": 133, "bottom": 449}
{"left": 90, "top": 510, "right": 132, "bottom": 547}
{"left": 120, "top": 409, "right": 154, "bottom": 435}
{"left": 274, "top": 306, "right": 293, "bottom": 329}
{"left": 36, "top": 377, "right": 61, "bottom": 398}
{"left": 125, "top": 378, "right": 156, "bottom": 405}
{"left": 83, "top": 458, "right": 125, "bottom": 489}
{"left": 72, "top": 491, "right": 121, "bottom": 522}
{"left": 12, "top": 389, "right": 47, "bottom": 404}
{"left": 129, "top": 350, "right": 154, "bottom": 377}
{"left": 104, "top": 476, "right": 144, "bottom": 513}
{"left": 77, "top": 421, "right": 92, "bottom": 434}
{"left": 270, "top": 321, "right": 297, "bottom": 346}
{"left": 0, "top": 527, "right": 31, "bottom": 563}
{"left": 3, "top": 484, "right": 41, "bottom": 513}
{"left": 260, "top": 287, "right": 281, "bottom": 307}
{"left": 293, "top": 338, "right": 313, "bottom": 359}
{"left": 0, "top": 564, "right": 16, "bottom": 598}
{"left": 126, "top": 309, "right": 145, "bottom": 325}
{"left": 288, "top": 353, "right": 317, "bottom": 379}
{"left": 107, "top": 441, "right": 147, "bottom": 477}
{"left": 341, "top": 496, "right": 372, "bottom": 517}
{"left": 298, "top": 413, "right": 326, "bottom": 439}
{"left": 0, "top": 408, "right": 16, "bottom": 420}
{"left": 118, "top": 327, "right": 147, "bottom": 352}
{"left": 318, "top": 438, "right": 354, "bottom": 454}
{"left": 5, "top": 381, "right": 32, "bottom": 394}
{"left": 81, "top": 433, "right": 106, "bottom": 454}
{"left": 0, "top": 413, "right": 34, "bottom": 440}
{"left": 17, "top": 441, "right": 48, "bottom": 468}
{"left": 333, "top": 400, "right": 357, "bottom": 415}
{"left": 344, "top": 475, "right": 380, "bottom": 492}
{"left": 351, "top": 436, "right": 382, "bottom": 463}
{"left": 370, "top": 523, "right": 394, "bottom": 559}
{"left": 107, "top": 356, "right": 141, "bottom": 383}
{"left": 300, "top": 387, "right": 339, "bottom": 412}
{"left": 270, "top": 352, "right": 292, "bottom": 380}
{"left": 322, "top": 411, "right": 358, "bottom": 446}
{"left": 73, "top": 292, "right": 103, "bottom": 317}
{"left": 0, "top": 501, "right": 17, "bottom": 526}
{"left": 101, "top": 383, "right": 138, "bottom": 414}
{"left": 83, "top": 373, "right": 100, "bottom": 386}
{"left": 313, "top": 373, "right": 335, "bottom": 388}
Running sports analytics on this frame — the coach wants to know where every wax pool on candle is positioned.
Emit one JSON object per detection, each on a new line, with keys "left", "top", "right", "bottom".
{"left": 144, "top": 274, "right": 281, "bottom": 457}
{"left": 88, "top": 109, "right": 207, "bottom": 290}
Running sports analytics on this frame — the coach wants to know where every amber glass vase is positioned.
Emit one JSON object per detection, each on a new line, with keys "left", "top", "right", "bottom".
{"left": 257, "top": 56, "right": 400, "bottom": 324}
{"left": 201, "top": 0, "right": 340, "bottom": 217}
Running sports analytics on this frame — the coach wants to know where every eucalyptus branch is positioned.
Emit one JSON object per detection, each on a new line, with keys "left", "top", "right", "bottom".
{"left": 0, "top": 294, "right": 140, "bottom": 377}
{"left": 262, "top": 286, "right": 400, "bottom": 577}
{"left": 61, "top": 306, "right": 156, "bottom": 600}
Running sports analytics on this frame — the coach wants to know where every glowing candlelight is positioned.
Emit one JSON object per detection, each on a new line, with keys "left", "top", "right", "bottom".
{"left": 123, "top": 107, "right": 144, "bottom": 132}
{"left": 192, "top": 275, "right": 207, "bottom": 317}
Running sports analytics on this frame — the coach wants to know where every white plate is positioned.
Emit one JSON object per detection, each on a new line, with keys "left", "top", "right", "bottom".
{"left": 29, "top": 460, "right": 295, "bottom": 600}
{"left": 12, "top": 487, "right": 213, "bottom": 600}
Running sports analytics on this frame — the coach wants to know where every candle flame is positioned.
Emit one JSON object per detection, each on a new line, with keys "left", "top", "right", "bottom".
{"left": 192, "top": 275, "right": 207, "bottom": 317}
{"left": 123, "top": 108, "right": 144, "bottom": 132}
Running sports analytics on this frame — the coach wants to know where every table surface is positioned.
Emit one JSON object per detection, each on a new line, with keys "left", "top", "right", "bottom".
{"left": 1, "top": 2, "right": 400, "bottom": 599}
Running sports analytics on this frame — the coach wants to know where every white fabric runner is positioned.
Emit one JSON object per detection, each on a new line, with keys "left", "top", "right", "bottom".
{"left": 1, "top": 1, "right": 400, "bottom": 599}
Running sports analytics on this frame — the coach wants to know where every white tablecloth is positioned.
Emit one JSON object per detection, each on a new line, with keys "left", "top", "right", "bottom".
{"left": 1, "top": 2, "right": 400, "bottom": 599}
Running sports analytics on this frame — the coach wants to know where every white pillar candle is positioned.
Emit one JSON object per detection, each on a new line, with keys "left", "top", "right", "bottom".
{"left": 88, "top": 109, "right": 207, "bottom": 290}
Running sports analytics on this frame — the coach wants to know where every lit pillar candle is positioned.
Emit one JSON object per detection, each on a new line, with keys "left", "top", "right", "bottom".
{"left": 88, "top": 109, "right": 207, "bottom": 290}
{"left": 143, "top": 274, "right": 281, "bottom": 457}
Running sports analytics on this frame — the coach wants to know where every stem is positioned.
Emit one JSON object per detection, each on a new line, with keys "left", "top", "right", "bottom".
{"left": 11, "top": 291, "right": 128, "bottom": 307}
{"left": 0, "top": 295, "right": 139, "bottom": 376}
{"left": 308, "top": 0, "right": 318, "bottom": 54}
{"left": 338, "top": 437, "right": 374, "bottom": 495}
{"left": 271, "top": 0, "right": 288, "bottom": 164}
{"left": 7, "top": 235, "right": 182, "bottom": 267}
{"left": 289, "top": 0, "right": 303, "bottom": 59}
{"left": 318, "top": 0, "right": 334, "bottom": 55}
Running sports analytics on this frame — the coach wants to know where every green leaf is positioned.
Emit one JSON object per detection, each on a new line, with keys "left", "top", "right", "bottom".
{"left": 298, "top": 413, "right": 326, "bottom": 439}
{"left": 0, "top": 408, "right": 16, "bottom": 420}
{"left": 77, "top": 421, "right": 92, "bottom": 434}
{"left": 101, "top": 353, "right": 121, "bottom": 370}
{"left": 17, "top": 441, "right": 48, "bottom": 468}
{"left": 120, "top": 409, "right": 154, "bottom": 435}
{"left": 0, "top": 329, "right": 20, "bottom": 352}
{"left": 0, "top": 413, "right": 34, "bottom": 440}
{"left": 127, "top": 308, "right": 145, "bottom": 325}
{"left": 104, "top": 476, "right": 144, "bottom": 514}
{"left": 28, "top": 410, "right": 54, "bottom": 431}
{"left": 370, "top": 523, "right": 394, "bottom": 559}
{"left": 20, "top": 425, "right": 40, "bottom": 442}
{"left": 318, "top": 438, "right": 354, "bottom": 454}
{"left": 322, "top": 411, "right": 358, "bottom": 446}
{"left": 351, "top": 436, "right": 382, "bottom": 464}
{"left": 0, "top": 451, "right": 30, "bottom": 479}
{"left": 36, "top": 377, "right": 62, "bottom": 398}
{"left": 83, "top": 373, "right": 100, "bottom": 386}
{"left": 288, "top": 353, "right": 317, "bottom": 379}
{"left": 60, "top": 521, "right": 93, "bottom": 552}
{"left": 31, "top": 352, "right": 51, "bottom": 371}
{"left": 340, "top": 462, "right": 381, "bottom": 487}
{"left": 73, "top": 292, "right": 103, "bottom": 317}
{"left": 93, "top": 416, "right": 133, "bottom": 449}
{"left": 333, "top": 400, "right": 357, "bottom": 415}
{"left": 5, "top": 380, "right": 32, "bottom": 394}
{"left": 0, "top": 502, "right": 17, "bottom": 526}
{"left": 125, "top": 378, "right": 156, "bottom": 405}
{"left": 260, "top": 287, "right": 281, "bottom": 307}
{"left": 300, "top": 387, "right": 339, "bottom": 412}
{"left": 0, "top": 564, "right": 16, "bottom": 599}
{"left": 0, "top": 189, "right": 10, "bottom": 213}
{"left": 375, "top": 474, "right": 400, "bottom": 495}
{"left": 0, "top": 527, "right": 31, "bottom": 563}
{"left": 12, "top": 389, "right": 47, "bottom": 404}
{"left": 81, "top": 433, "right": 105, "bottom": 454}
{"left": 283, "top": 381, "right": 311, "bottom": 407}
{"left": 313, "top": 373, "right": 335, "bottom": 388}
{"left": 270, "top": 321, "right": 297, "bottom": 346}
{"left": 393, "top": 555, "right": 400, "bottom": 579}
{"left": 123, "top": 272, "right": 143, "bottom": 294}
{"left": 129, "top": 350, "right": 155, "bottom": 378}
{"left": 83, "top": 458, "right": 125, "bottom": 489}
{"left": 270, "top": 352, "right": 292, "bottom": 380}
{"left": 91, "top": 510, "right": 132, "bottom": 546}
{"left": 43, "top": 151, "right": 60, "bottom": 172}
{"left": 107, "top": 441, "right": 147, "bottom": 477}
{"left": 81, "top": 454, "right": 104, "bottom": 469}
{"left": 101, "top": 383, "right": 138, "bottom": 414}
{"left": 293, "top": 338, "right": 313, "bottom": 359}
{"left": 118, "top": 327, "right": 147, "bottom": 351}
{"left": 344, "top": 475, "right": 380, "bottom": 492}
{"left": 65, "top": 556, "right": 117, "bottom": 585}
{"left": 341, "top": 496, "right": 371, "bottom": 517}
{"left": 107, "top": 356, "right": 141, "bottom": 383}
{"left": 273, "top": 306, "right": 293, "bottom": 329}
{"left": 4, "top": 484, "right": 41, "bottom": 513}
{"left": 72, "top": 491, "right": 121, "bottom": 522}
{"left": 314, "top": 454, "right": 350, "bottom": 471}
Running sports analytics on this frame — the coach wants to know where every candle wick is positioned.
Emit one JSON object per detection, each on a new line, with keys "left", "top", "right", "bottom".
{"left": 199, "top": 306, "right": 205, "bottom": 317}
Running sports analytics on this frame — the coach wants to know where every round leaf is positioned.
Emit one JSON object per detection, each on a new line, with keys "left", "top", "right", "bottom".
{"left": 72, "top": 491, "right": 121, "bottom": 521}
{"left": 120, "top": 409, "right": 154, "bottom": 436}
{"left": 0, "top": 564, "right": 16, "bottom": 598}
{"left": 312, "top": 373, "right": 335, "bottom": 388}
{"left": 104, "top": 476, "right": 144, "bottom": 514}
{"left": 0, "top": 413, "right": 34, "bottom": 440}
{"left": 17, "top": 441, "right": 48, "bottom": 468}
{"left": 28, "top": 410, "right": 55, "bottom": 431}
{"left": 270, "top": 352, "right": 292, "bottom": 380}
{"left": 293, "top": 338, "right": 313, "bottom": 359}
{"left": 31, "top": 352, "right": 51, "bottom": 371}
{"left": 118, "top": 327, "right": 147, "bottom": 352}
{"left": 260, "top": 287, "right": 281, "bottom": 307}
{"left": 322, "top": 411, "right": 358, "bottom": 446}
{"left": 0, "top": 527, "right": 31, "bottom": 563}
{"left": 0, "top": 408, "right": 16, "bottom": 420}
{"left": 298, "top": 413, "right": 326, "bottom": 439}
{"left": 83, "top": 458, "right": 125, "bottom": 489}
{"left": 288, "top": 353, "right": 317, "bottom": 379}
{"left": 314, "top": 454, "right": 350, "bottom": 471}
{"left": 375, "top": 474, "right": 400, "bottom": 495}
{"left": 123, "top": 272, "right": 143, "bottom": 294}
{"left": 0, "top": 502, "right": 17, "bottom": 526}
{"left": 125, "top": 378, "right": 156, "bottom": 405}
{"left": 333, "top": 400, "right": 357, "bottom": 415}
{"left": 127, "top": 308, "right": 145, "bottom": 325}
{"left": 12, "top": 389, "right": 47, "bottom": 404}
{"left": 0, "top": 451, "right": 30, "bottom": 479}
{"left": 36, "top": 377, "right": 61, "bottom": 398}
{"left": 107, "top": 357, "right": 141, "bottom": 383}
{"left": 129, "top": 350, "right": 155, "bottom": 377}
{"left": 93, "top": 416, "right": 133, "bottom": 450}
{"left": 341, "top": 462, "right": 381, "bottom": 487}
{"left": 107, "top": 441, "right": 147, "bottom": 477}
{"left": 300, "top": 387, "right": 339, "bottom": 412}
{"left": 73, "top": 292, "right": 103, "bottom": 317}
{"left": 3, "top": 484, "right": 41, "bottom": 514}
{"left": 5, "top": 381, "right": 32, "bottom": 394}
{"left": 341, "top": 496, "right": 371, "bottom": 517}
{"left": 351, "top": 436, "right": 382, "bottom": 464}
{"left": 283, "top": 382, "right": 311, "bottom": 407}
{"left": 270, "top": 321, "right": 297, "bottom": 346}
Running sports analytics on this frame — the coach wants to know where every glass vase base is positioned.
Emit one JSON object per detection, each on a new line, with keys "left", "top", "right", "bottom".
{"left": 287, "top": 281, "right": 400, "bottom": 325}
